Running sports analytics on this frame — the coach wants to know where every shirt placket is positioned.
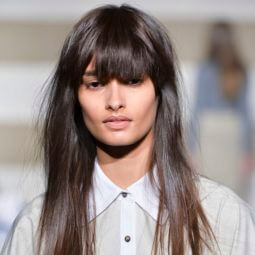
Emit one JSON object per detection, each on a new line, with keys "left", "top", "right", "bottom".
{"left": 120, "top": 192, "right": 136, "bottom": 255}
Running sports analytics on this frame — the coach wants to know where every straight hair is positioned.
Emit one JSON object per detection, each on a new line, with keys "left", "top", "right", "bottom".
{"left": 37, "top": 4, "right": 215, "bottom": 255}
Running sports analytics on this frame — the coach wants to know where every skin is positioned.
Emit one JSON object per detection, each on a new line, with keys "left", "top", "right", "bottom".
{"left": 78, "top": 60, "right": 158, "bottom": 188}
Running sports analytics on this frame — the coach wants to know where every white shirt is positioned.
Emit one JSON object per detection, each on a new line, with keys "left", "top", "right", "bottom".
{"left": 88, "top": 159, "right": 166, "bottom": 255}
{"left": 1, "top": 160, "right": 255, "bottom": 254}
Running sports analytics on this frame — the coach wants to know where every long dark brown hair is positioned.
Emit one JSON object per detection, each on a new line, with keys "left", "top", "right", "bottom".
{"left": 37, "top": 4, "right": 215, "bottom": 255}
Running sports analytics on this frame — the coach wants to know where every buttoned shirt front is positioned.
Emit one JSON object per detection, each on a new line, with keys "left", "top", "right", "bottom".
{"left": 88, "top": 159, "right": 165, "bottom": 255}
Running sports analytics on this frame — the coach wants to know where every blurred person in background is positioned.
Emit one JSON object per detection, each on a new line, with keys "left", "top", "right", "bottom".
{"left": 188, "top": 22, "right": 254, "bottom": 185}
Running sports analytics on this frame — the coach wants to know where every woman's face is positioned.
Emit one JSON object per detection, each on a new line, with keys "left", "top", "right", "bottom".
{"left": 78, "top": 60, "right": 158, "bottom": 147}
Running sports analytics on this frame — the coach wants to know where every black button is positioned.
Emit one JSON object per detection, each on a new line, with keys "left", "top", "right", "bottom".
{"left": 124, "top": 235, "right": 131, "bottom": 242}
{"left": 122, "top": 192, "right": 128, "bottom": 198}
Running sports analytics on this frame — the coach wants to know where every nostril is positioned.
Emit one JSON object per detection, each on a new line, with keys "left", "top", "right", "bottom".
{"left": 106, "top": 102, "right": 125, "bottom": 111}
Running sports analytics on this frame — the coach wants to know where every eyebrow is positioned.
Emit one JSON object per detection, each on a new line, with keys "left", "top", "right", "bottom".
{"left": 83, "top": 70, "right": 96, "bottom": 76}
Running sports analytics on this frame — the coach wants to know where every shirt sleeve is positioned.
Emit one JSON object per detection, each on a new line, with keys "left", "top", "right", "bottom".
{"left": 235, "top": 73, "right": 253, "bottom": 155}
{"left": 230, "top": 200, "right": 255, "bottom": 255}
{"left": 200, "top": 179, "right": 255, "bottom": 255}
{"left": 1, "top": 213, "right": 36, "bottom": 255}
{"left": 215, "top": 191, "right": 255, "bottom": 254}
{"left": 0, "top": 196, "right": 43, "bottom": 255}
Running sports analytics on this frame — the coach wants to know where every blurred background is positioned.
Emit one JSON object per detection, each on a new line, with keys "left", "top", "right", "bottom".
{"left": 0, "top": 0, "right": 255, "bottom": 249}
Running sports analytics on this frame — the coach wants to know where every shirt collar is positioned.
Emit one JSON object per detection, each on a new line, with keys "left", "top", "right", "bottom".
{"left": 88, "top": 158, "right": 165, "bottom": 223}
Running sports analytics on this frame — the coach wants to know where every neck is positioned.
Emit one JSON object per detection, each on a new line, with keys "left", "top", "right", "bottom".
{"left": 96, "top": 130, "right": 154, "bottom": 189}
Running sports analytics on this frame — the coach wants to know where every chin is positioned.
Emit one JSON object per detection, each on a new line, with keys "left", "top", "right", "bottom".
{"left": 93, "top": 131, "right": 137, "bottom": 145}
{"left": 101, "top": 138, "right": 137, "bottom": 147}
{"left": 98, "top": 131, "right": 149, "bottom": 148}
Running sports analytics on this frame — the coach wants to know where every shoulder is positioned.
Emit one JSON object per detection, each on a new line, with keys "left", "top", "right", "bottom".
{"left": 198, "top": 177, "right": 255, "bottom": 254}
{"left": 1, "top": 194, "right": 45, "bottom": 255}
{"left": 198, "top": 176, "right": 253, "bottom": 219}
{"left": 198, "top": 176, "right": 249, "bottom": 208}
{"left": 195, "top": 60, "right": 218, "bottom": 91}
{"left": 12, "top": 194, "right": 44, "bottom": 232}
{"left": 197, "top": 59, "right": 214, "bottom": 71}
{"left": 17, "top": 193, "right": 44, "bottom": 218}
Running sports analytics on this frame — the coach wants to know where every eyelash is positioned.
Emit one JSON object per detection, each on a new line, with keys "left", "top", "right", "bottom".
{"left": 86, "top": 81, "right": 103, "bottom": 89}
{"left": 126, "top": 79, "right": 142, "bottom": 85}
{"left": 84, "top": 78, "right": 143, "bottom": 89}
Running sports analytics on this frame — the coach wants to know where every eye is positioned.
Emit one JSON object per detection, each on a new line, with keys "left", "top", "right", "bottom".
{"left": 85, "top": 81, "right": 104, "bottom": 89}
{"left": 126, "top": 78, "right": 142, "bottom": 86}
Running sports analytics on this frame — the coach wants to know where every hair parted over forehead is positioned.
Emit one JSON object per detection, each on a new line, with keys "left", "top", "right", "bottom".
{"left": 60, "top": 4, "right": 177, "bottom": 95}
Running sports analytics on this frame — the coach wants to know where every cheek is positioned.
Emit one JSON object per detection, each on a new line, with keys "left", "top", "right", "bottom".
{"left": 78, "top": 94, "right": 100, "bottom": 127}
{"left": 133, "top": 91, "right": 158, "bottom": 125}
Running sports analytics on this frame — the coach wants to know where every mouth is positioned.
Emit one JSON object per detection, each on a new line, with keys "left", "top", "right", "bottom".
{"left": 103, "top": 116, "right": 131, "bottom": 130}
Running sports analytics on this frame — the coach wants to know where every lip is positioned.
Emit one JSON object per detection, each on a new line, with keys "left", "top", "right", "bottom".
{"left": 103, "top": 115, "right": 131, "bottom": 130}
{"left": 103, "top": 115, "right": 131, "bottom": 122}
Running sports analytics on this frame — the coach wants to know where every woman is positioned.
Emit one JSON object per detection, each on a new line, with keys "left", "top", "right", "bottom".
{"left": 189, "top": 22, "right": 253, "bottom": 175}
{"left": 1, "top": 5, "right": 255, "bottom": 255}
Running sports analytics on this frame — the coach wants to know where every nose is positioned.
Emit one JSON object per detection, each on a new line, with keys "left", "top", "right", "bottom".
{"left": 105, "top": 79, "right": 125, "bottom": 111}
